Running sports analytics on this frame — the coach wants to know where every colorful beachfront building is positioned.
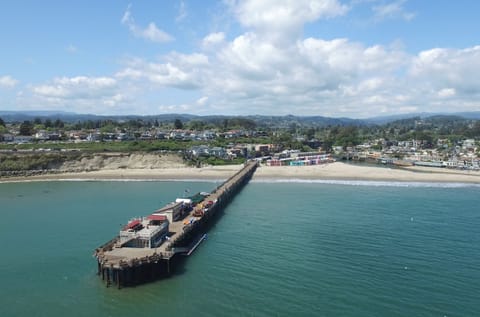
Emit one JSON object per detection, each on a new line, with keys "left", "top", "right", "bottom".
{"left": 266, "top": 153, "right": 335, "bottom": 166}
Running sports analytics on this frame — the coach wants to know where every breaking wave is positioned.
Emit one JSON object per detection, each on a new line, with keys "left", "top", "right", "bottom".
{"left": 252, "top": 178, "right": 480, "bottom": 188}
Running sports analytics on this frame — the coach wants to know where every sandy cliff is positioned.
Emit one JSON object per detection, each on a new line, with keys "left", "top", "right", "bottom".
{"left": 58, "top": 153, "right": 186, "bottom": 172}
{"left": 0, "top": 152, "right": 187, "bottom": 178}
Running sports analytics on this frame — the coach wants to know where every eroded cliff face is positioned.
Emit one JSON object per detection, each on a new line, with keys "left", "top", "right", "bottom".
{"left": 59, "top": 153, "right": 186, "bottom": 172}
{"left": 0, "top": 152, "right": 186, "bottom": 177}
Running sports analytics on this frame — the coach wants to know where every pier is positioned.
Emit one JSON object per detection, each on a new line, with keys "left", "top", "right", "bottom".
{"left": 94, "top": 161, "right": 257, "bottom": 288}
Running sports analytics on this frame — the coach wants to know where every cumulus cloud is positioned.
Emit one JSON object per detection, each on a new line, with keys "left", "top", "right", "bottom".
{"left": 24, "top": 76, "right": 137, "bottom": 113}
{"left": 0, "top": 75, "right": 19, "bottom": 88}
{"left": 196, "top": 34, "right": 408, "bottom": 114}
{"left": 234, "top": 0, "right": 349, "bottom": 29}
{"left": 122, "top": 4, "right": 173, "bottom": 43}
{"left": 117, "top": 53, "right": 209, "bottom": 89}
{"left": 231, "top": 0, "right": 348, "bottom": 44}
{"left": 108, "top": 1, "right": 480, "bottom": 116}
{"left": 33, "top": 76, "right": 117, "bottom": 99}
{"left": 114, "top": 24, "right": 480, "bottom": 116}
{"left": 411, "top": 46, "right": 480, "bottom": 96}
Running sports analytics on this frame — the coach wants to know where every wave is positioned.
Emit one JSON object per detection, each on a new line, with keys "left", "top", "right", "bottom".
{"left": 2, "top": 177, "right": 478, "bottom": 188}
{"left": 0, "top": 178, "right": 222, "bottom": 184}
{"left": 252, "top": 178, "right": 480, "bottom": 188}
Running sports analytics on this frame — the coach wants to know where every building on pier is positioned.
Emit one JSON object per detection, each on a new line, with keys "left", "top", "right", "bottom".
{"left": 154, "top": 201, "right": 187, "bottom": 223}
{"left": 118, "top": 216, "right": 169, "bottom": 248}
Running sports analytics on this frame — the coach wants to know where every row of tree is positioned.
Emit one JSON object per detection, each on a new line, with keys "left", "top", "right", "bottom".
{"left": 1, "top": 116, "right": 259, "bottom": 134}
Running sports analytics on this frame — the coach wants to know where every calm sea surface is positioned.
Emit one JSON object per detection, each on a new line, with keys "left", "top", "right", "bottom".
{"left": 0, "top": 180, "right": 479, "bottom": 317}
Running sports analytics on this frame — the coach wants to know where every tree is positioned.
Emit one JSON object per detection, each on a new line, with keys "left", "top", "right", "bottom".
{"left": 54, "top": 119, "right": 64, "bottom": 128}
{"left": 188, "top": 120, "right": 205, "bottom": 131}
{"left": 0, "top": 117, "right": 6, "bottom": 134}
{"left": 465, "top": 121, "right": 480, "bottom": 138}
{"left": 305, "top": 128, "right": 316, "bottom": 140}
{"left": 333, "top": 126, "right": 361, "bottom": 148}
{"left": 45, "top": 119, "right": 53, "bottom": 128}
{"left": 100, "top": 123, "right": 115, "bottom": 133}
{"left": 33, "top": 117, "right": 42, "bottom": 125}
{"left": 174, "top": 118, "right": 183, "bottom": 129}
{"left": 19, "top": 120, "right": 34, "bottom": 136}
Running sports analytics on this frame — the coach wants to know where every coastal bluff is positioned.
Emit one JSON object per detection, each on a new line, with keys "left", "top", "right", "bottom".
{"left": 0, "top": 152, "right": 186, "bottom": 178}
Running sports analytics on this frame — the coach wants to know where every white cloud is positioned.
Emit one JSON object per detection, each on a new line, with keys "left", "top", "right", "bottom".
{"left": 22, "top": 76, "right": 138, "bottom": 114}
{"left": 411, "top": 46, "right": 480, "bottom": 96}
{"left": 0, "top": 75, "right": 19, "bottom": 88}
{"left": 234, "top": 0, "right": 349, "bottom": 29}
{"left": 103, "top": 94, "right": 127, "bottom": 107}
{"left": 373, "top": 0, "right": 415, "bottom": 22}
{"left": 29, "top": 76, "right": 126, "bottom": 112}
{"left": 117, "top": 53, "right": 209, "bottom": 89}
{"left": 196, "top": 96, "right": 208, "bottom": 106}
{"left": 158, "top": 103, "right": 194, "bottom": 113}
{"left": 298, "top": 38, "right": 407, "bottom": 75}
{"left": 231, "top": 0, "right": 348, "bottom": 44}
{"left": 438, "top": 88, "right": 456, "bottom": 98}
{"left": 87, "top": 2, "right": 480, "bottom": 116}
{"left": 121, "top": 4, "right": 173, "bottom": 43}
{"left": 33, "top": 76, "right": 117, "bottom": 99}
{"left": 202, "top": 32, "right": 225, "bottom": 48}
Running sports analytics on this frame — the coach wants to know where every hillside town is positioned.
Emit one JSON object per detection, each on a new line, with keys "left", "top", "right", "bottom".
{"left": 0, "top": 115, "right": 479, "bottom": 171}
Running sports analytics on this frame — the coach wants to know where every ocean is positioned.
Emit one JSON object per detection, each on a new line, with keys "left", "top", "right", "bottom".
{"left": 0, "top": 180, "right": 479, "bottom": 317}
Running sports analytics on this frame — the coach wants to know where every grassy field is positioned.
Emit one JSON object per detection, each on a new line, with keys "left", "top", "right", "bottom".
{"left": 0, "top": 140, "right": 198, "bottom": 152}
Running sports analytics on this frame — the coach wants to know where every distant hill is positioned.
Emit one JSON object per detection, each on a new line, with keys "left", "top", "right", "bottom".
{"left": 1, "top": 110, "right": 479, "bottom": 127}
{"left": 0, "top": 111, "right": 99, "bottom": 123}
{"left": 0, "top": 111, "right": 197, "bottom": 124}
{"left": 366, "top": 111, "right": 480, "bottom": 124}
{"left": 452, "top": 112, "right": 480, "bottom": 120}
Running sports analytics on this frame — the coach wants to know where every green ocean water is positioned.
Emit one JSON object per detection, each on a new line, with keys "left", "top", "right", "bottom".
{"left": 0, "top": 180, "right": 479, "bottom": 317}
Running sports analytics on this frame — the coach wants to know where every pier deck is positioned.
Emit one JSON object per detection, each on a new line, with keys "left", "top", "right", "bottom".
{"left": 94, "top": 161, "right": 257, "bottom": 287}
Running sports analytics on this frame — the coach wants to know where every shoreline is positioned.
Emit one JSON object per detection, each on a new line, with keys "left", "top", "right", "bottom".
{"left": 1, "top": 162, "right": 479, "bottom": 184}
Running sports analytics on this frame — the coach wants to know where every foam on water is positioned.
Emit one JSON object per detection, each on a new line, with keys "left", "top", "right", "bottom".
{"left": 252, "top": 178, "right": 480, "bottom": 188}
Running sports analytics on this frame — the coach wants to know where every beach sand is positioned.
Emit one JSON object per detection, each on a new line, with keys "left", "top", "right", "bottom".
{"left": 1, "top": 162, "right": 479, "bottom": 184}
{"left": 254, "top": 162, "right": 480, "bottom": 183}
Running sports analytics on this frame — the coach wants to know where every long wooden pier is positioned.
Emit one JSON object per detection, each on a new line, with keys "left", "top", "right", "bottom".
{"left": 94, "top": 161, "right": 257, "bottom": 288}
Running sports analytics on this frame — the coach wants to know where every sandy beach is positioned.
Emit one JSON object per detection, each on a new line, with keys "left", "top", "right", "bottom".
{"left": 1, "top": 162, "right": 480, "bottom": 184}
{"left": 254, "top": 162, "right": 480, "bottom": 183}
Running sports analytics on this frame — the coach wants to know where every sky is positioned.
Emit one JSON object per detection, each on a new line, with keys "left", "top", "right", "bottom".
{"left": 0, "top": 0, "right": 479, "bottom": 118}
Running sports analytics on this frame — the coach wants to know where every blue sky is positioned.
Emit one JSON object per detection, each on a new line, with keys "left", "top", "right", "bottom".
{"left": 1, "top": 0, "right": 479, "bottom": 117}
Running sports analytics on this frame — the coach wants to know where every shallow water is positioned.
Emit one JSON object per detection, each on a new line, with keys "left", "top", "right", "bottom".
{"left": 0, "top": 181, "right": 479, "bottom": 316}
